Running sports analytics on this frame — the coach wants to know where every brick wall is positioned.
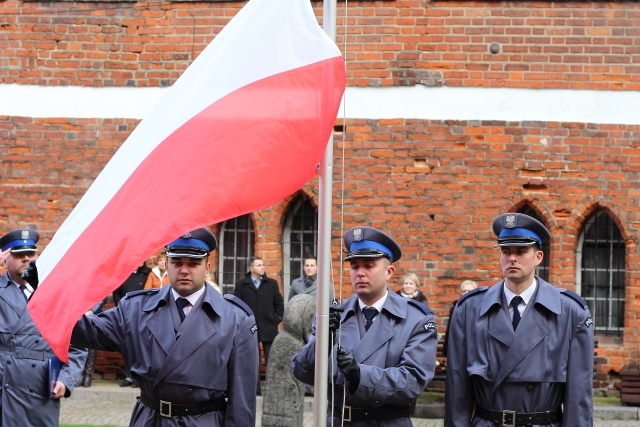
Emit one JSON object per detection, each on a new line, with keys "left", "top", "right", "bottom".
{"left": 2, "top": 1, "right": 640, "bottom": 89}
{"left": 2, "top": 115, "right": 638, "bottom": 390}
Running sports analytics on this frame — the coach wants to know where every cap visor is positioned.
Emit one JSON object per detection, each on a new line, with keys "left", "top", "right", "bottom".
{"left": 165, "top": 246, "right": 209, "bottom": 259}
{"left": 10, "top": 247, "right": 37, "bottom": 253}
{"left": 495, "top": 240, "right": 538, "bottom": 248}
{"left": 343, "top": 250, "right": 390, "bottom": 262}
{"left": 166, "top": 252, "right": 208, "bottom": 259}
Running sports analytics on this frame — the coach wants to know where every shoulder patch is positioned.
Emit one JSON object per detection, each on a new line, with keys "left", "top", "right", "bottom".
{"left": 423, "top": 321, "right": 437, "bottom": 332}
{"left": 457, "top": 286, "right": 489, "bottom": 306}
{"left": 124, "top": 289, "right": 159, "bottom": 299}
{"left": 223, "top": 294, "right": 254, "bottom": 316}
{"left": 559, "top": 289, "right": 588, "bottom": 310}
{"left": 407, "top": 299, "right": 432, "bottom": 316}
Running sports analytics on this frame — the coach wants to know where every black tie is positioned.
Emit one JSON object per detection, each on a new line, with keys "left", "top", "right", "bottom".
{"left": 19, "top": 285, "right": 29, "bottom": 302}
{"left": 362, "top": 307, "right": 378, "bottom": 332}
{"left": 176, "top": 298, "right": 190, "bottom": 323}
{"left": 511, "top": 296, "right": 523, "bottom": 331}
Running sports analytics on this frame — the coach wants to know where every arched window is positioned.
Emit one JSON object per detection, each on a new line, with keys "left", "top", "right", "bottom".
{"left": 282, "top": 197, "right": 318, "bottom": 301}
{"left": 218, "top": 214, "right": 255, "bottom": 294}
{"left": 518, "top": 207, "right": 550, "bottom": 282}
{"left": 576, "top": 210, "right": 625, "bottom": 335}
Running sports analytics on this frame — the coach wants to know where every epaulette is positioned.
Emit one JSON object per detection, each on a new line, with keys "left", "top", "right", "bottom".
{"left": 223, "top": 294, "right": 254, "bottom": 316}
{"left": 457, "top": 286, "right": 489, "bottom": 306}
{"left": 124, "top": 288, "right": 159, "bottom": 299}
{"left": 407, "top": 299, "right": 432, "bottom": 316}
{"left": 559, "top": 289, "right": 588, "bottom": 310}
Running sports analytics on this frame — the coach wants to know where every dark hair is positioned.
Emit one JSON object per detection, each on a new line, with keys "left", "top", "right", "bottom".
{"left": 303, "top": 256, "right": 317, "bottom": 263}
{"left": 248, "top": 256, "right": 262, "bottom": 269}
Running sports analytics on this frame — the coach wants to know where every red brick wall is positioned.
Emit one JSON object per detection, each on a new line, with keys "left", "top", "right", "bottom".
{"left": 2, "top": 115, "right": 638, "bottom": 391}
{"left": 2, "top": 1, "right": 639, "bottom": 90}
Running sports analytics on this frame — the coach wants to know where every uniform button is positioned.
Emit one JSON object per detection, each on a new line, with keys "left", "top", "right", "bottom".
{"left": 527, "top": 384, "right": 534, "bottom": 391}
{"left": 4, "top": 384, "right": 9, "bottom": 389}
{"left": 6, "top": 361, "right": 10, "bottom": 365}
{"left": 32, "top": 364, "right": 36, "bottom": 368}
{"left": 29, "top": 388, "right": 35, "bottom": 393}
{"left": 35, "top": 339, "right": 40, "bottom": 343}
{"left": 187, "top": 388, "right": 193, "bottom": 393}
{"left": 373, "top": 400, "right": 380, "bottom": 405}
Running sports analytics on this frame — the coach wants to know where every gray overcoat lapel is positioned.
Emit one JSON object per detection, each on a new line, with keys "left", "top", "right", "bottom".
{"left": 490, "top": 280, "right": 560, "bottom": 394}
{"left": 154, "top": 287, "right": 219, "bottom": 385}
{"left": 144, "top": 287, "right": 176, "bottom": 356}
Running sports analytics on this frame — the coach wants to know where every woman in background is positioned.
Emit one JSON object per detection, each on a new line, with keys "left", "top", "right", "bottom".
{"left": 396, "top": 272, "right": 427, "bottom": 304}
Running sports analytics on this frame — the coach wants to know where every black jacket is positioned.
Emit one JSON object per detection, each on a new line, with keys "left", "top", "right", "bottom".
{"left": 233, "top": 273, "right": 284, "bottom": 342}
{"left": 113, "top": 265, "right": 152, "bottom": 306}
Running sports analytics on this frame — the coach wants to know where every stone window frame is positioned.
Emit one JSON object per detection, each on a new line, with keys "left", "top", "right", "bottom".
{"left": 576, "top": 210, "right": 625, "bottom": 335}
{"left": 218, "top": 214, "right": 255, "bottom": 295}
{"left": 282, "top": 197, "right": 318, "bottom": 302}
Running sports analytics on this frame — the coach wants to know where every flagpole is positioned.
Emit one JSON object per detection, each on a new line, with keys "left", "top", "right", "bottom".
{"left": 314, "top": 0, "right": 338, "bottom": 425}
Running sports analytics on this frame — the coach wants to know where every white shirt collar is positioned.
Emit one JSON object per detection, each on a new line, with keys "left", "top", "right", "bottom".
{"left": 358, "top": 289, "right": 388, "bottom": 313}
{"left": 171, "top": 285, "right": 205, "bottom": 306}
{"left": 14, "top": 281, "right": 33, "bottom": 297}
{"left": 504, "top": 278, "right": 537, "bottom": 307}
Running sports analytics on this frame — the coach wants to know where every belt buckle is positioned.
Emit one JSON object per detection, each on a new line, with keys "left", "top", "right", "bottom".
{"left": 343, "top": 405, "right": 351, "bottom": 422}
{"left": 15, "top": 347, "right": 24, "bottom": 359}
{"left": 502, "top": 410, "right": 516, "bottom": 426}
{"left": 159, "top": 400, "right": 172, "bottom": 417}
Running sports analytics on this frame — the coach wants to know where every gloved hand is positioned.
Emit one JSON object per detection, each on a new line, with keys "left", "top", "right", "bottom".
{"left": 21, "top": 260, "right": 39, "bottom": 289}
{"left": 328, "top": 303, "right": 344, "bottom": 336}
{"left": 337, "top": 347, "right": 360, "bottom": 392}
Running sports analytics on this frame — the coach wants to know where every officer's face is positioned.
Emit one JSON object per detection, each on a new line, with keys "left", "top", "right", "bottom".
{"left": 168, "top": 256, "right": 210, "bottom": 297}
{"left": 4, "top": 250, "right": 36, "bottom": 284}
{"left": 349, "top": 257, "right": 394, "bottom": 306}
{"left": 303, "top": 259, "right": 317, "bottom": 278}
{"left": 499, "top": 246, "right": 543, "bottom": 287}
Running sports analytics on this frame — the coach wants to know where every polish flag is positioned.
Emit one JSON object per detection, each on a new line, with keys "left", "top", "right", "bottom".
{"left": 28, "top": 0, "right": 345, "bottom": 361}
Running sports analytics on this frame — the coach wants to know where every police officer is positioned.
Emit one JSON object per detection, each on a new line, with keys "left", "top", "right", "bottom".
{"left": 445, "top": 213, "right": 594, "bottom": 426}
{"left": 0, "top": 229, "right": 87, "bottom": 426}
{"left": 291, "top": 226, "right": 438, "bottom": 426}
{"left": 71, "top": 228, "right": 259, "bottom": 426}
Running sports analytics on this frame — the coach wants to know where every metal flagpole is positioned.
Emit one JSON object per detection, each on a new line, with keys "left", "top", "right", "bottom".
{"left": 314, "top": 0, "right": 338, "bottom": 425}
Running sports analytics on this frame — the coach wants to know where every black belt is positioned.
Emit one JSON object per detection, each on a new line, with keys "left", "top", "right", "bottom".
{"left": 0, "top": 345, "right": 53, "bottom": 361}
{"left": 138, "top": 394, "right": 226, "bottom": 417}
{"left": 329, "top": 404, "right": 411, "bottom": 422}
{"left": 476, "top": 406, "right": 562, "bottom": 426}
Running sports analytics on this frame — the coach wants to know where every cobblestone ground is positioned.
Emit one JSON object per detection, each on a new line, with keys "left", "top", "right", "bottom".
{"left": 60, "top": 382, "right": 640, "bottom": 427}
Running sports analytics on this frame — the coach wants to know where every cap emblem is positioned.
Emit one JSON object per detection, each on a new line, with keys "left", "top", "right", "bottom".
{"left": 181, "top": 232, "right": 192, "bottom": 239}
{"left": 353, "top": 228, "right": 363, "bottom": 242}
{"left": 505, "top": 214, "right": 517, "bottom": 229}
{"left": 21, "top": 230, "right": 29, "bottom": 240}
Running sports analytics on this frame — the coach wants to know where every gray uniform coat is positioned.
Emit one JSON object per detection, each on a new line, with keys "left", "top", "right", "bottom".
{"left": 0, "top": 273, "right": 87, "bottom": 426}
{"left": 291, "top": 290, "right": 438, "bottom": 426}
{"left": 289, "top": 276, "right": 335, "bottom": 302}
{"left": 445, "top": 277, "right": 594, "bottom": 427}
{"left": 71, "top": 284, "right": 259, "bottom": 427}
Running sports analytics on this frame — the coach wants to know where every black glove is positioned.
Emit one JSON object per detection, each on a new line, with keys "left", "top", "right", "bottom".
{"left": 328, "top": 303, "right": 344, "bottom": 336}
{"left": 337, "top": 347, "right": 360, "bottom": 393}
{"left": 21, "top": 260, "right": 39, "bottom": 289}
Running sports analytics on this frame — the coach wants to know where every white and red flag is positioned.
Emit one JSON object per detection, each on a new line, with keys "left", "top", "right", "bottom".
{"left": 28, "top": 0, "right": 345, "bottom": 361}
